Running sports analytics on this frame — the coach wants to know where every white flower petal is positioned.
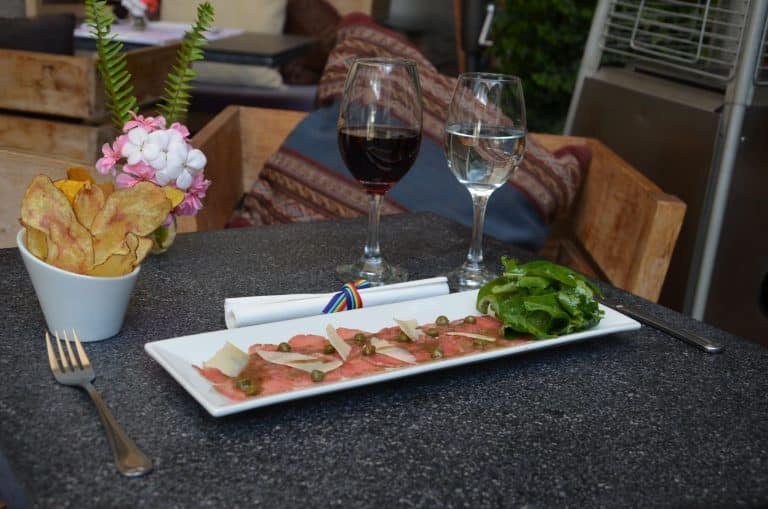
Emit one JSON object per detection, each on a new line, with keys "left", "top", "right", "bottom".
{"left": 168, "top": 140, "right": 188, "bottom": 157}
{"left": 126, "top": 150, "right": 143, "bottom": 165}
{"left": 163, "top": 161, "right": 184, "bottom": 180}
{"left": 142, "top": 143, "right": 161, "bottom": 161}
{"left": 168, "top": 130, "right": 185, "bottom": 145}
{"left": 147, "top": 130, "right": 170, "bottom": 149}
{"left": 185, "top": 149, "right": 207, "bottom": 173}
{"left": 148, "top": 152, "right": 167, "bottom": 170}
{"left": 127, "top": 127, "right": 148, "bottom": 145}
{"left": 167, "top": 150, "right": 186, "bottom": 170}
{"left": 154, "top": 171, "right": 170, "bottom": 186}
{"left": 176, "top": 170, "right": 193, "bottom": 190}
{"left": 121, "top": 143, "right": 137, "bottom": 159}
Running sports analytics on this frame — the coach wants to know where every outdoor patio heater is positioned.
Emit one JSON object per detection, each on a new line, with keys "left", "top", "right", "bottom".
{"left": 565, "top": 0, "right": 768, "bottom": 342}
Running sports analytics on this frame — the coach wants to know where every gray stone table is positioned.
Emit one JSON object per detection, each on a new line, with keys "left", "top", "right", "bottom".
{"left": 1, "top": 213, "right": 767, "bottom": 508}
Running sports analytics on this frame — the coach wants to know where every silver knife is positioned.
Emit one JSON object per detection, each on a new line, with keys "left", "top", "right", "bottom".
{"left": 603, "top": 302, "right": 724, "bottom": 354}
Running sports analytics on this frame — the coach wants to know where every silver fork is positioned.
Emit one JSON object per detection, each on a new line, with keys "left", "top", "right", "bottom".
{"left": 45, "top": 330, "right": 153, "bottom": 477}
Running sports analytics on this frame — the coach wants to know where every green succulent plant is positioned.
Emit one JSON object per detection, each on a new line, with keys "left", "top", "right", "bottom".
{"left": 84, "top": 0, "right": 215, "bottom": 130}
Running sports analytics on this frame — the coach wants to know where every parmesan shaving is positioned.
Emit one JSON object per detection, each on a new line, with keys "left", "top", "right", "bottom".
{"left": 203, "top": 342, "right": 249, "bottom": 377}
{"left": 394, "top": 318, "right": 422, "bottom": 342}
{"left": 325, "top": 324, "right": 351, "bottom": 361}
{"left": 254, "top": 349, "right": 342, "bottom": 374}
{"left": 370, "top": 337, "right": 417, "bottom": 364}
{"left": 444, "top": 332, "right": 496, "bottom": 342}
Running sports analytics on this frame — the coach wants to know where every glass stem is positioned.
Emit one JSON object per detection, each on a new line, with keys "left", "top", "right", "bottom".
{"left": 363, "top": 193, "right": 383, "bottom": 266}
{"left": 466, "top": 193, "right": 490, "bottom": 270}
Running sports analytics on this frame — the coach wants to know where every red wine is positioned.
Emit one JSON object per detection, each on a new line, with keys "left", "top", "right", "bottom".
{"left": 338, "top": 126, "right": 421, "bottom": 194}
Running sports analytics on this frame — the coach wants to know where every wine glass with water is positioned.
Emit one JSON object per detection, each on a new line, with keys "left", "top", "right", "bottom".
{"left": 336, "top": 57, "right": 423, "bottom": 285}
{"left": 444, "top": 73, "right": 526, "bottom": 291}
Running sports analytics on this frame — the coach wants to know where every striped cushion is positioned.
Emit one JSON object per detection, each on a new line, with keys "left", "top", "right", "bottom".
{"left": 228, "top": 14, "right": 591, "bottom": 250}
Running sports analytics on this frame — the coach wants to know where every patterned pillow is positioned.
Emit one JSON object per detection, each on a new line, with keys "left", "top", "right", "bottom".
{"left": 318, "top": 13, "right": 590, "bottom": 222}
{"left": 228, "top": 14, "right": 591, "bottom": 251}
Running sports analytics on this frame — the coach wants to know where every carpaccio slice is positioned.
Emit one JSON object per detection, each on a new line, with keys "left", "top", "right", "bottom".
{"left": 196, "top": 315, "right": 531, "bottom": 401}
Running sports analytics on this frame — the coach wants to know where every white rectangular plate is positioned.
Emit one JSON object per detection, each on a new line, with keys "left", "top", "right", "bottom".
{"left": 145, "top": 291, "right": 640, "bottom": 417}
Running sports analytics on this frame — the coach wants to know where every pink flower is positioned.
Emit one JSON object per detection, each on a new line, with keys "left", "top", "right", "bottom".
{"left": 123, "top": 112, "right": 167, "bottom": 133}
{"left": 175, "top": 173, "right": 211, "bottom": 216}
{"left": 116, "top": 161, "right": 158, "bottom": 189}
{"left": 169, "top": 122, "right": 190, "bottom": 140}
{"left": 115, "top": 172, "right": 144, "bottom": 189}
{"left": 113, "top": 134, "right": 129, "bottom": 155}
{"left": 95, "top": 142, "right": 121, "bottom": 175}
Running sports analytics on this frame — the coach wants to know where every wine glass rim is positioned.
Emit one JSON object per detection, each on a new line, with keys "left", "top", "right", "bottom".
{"left": 459, "top": 72, "right": 522, "bottom": 83}
{"left": 351, "top": 57, "right": 418, "bottom": 67}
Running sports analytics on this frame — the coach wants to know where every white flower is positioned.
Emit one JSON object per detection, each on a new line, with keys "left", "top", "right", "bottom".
{"left": 155, "top": 140, "right": 187, "bottom": 186}
{"left": 121, "top": 127, "right": 160, "bottom": 165}
{"left": 142, "top": 130, "right": 174, "bottom": 170}
{"left": 174, "top": 148, "right": 207, "bottom": 190}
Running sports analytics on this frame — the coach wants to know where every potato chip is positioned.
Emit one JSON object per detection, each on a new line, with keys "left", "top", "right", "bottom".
{"left": 66, "top": 166, "right": 95, "bottom": 183}
{"left": 24, "top": 225, "right": 48, "bottom": 260}
{"left": 20, "top": 175, "right": 94, "bottom": 273}
{"left": 86, "top": 233, "right": 139, "bottom": 277}
{"left": 163, "top": 186, "right": 185, "bottom": 208}
{"left": 98, "top": 181, "right": 115, "bottom": 199}
{"left": 73, "top": 185, "right": 105, "bottom": 231}
{"left": 134, "top": 237, "right": 154, "bottom": 266}
{"left": 86, "top": 249, "right": 135, "bottom": 277}
{"left": 89, "top": 182, "right": 171, "bottom": 265}
{"left": 54, "top": 179, "right": 90, "bottom": 204}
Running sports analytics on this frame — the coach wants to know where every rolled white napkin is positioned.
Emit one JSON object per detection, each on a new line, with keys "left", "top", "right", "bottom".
{"left": 224, "top": 277, "right": 449, "bottom": 329}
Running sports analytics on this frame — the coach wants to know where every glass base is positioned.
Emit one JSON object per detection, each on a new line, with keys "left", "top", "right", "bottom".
{"left": 448, "top": 263, "right": 497, "bottom": 292}
{"left": 336, "top": 258, "right": 408, "bottom": 286}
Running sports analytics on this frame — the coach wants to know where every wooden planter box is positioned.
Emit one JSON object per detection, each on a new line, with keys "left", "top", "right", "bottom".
{"left": 0, "top": 45, "right": 179, "bottom": 163}
{"left": 0, "top": 113, "right": 113, "bottom": 164}
{"left": 0, "top": 45, "right": 179, "bottom": 121}
{"left": 181, "top": 106, "right": 306, "bottom": 234}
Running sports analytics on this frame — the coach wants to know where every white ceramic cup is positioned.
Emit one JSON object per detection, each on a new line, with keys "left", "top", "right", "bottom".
{"left": 17, "top": 229, "right": 140, "bottom": 342}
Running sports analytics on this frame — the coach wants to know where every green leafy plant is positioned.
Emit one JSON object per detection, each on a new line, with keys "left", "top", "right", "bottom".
{"left": 487, "top": 0, "right": 595, "bottom": 133}
{"left": 84, "top": 0, "right": 214, "bottom": 130}
{"left": 157, "top": 2, "right": 215, "bottom": 124}
{"left": 85, "top": 0, "right": 138, "bottom": 130}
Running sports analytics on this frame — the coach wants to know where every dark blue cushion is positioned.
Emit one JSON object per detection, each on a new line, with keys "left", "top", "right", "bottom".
{"left": 281, "top": 103, "right": 549, "bottom": 251}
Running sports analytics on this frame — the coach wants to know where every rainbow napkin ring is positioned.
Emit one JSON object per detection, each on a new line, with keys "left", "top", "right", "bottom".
{"left": 322, "top": 278, "right": 372, "bottom": 313}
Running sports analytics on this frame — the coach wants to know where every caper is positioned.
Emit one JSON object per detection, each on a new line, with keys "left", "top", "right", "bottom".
{"left": 431, "top": 348, "right": 444, "bottom": 359}
{"left": 353, "top": 332, "right": 367, "bottom": 344}
{"left": 463, "top": 315, "right": 477, "bottom": 325}
{"left": 397, "top": 331, "right": 410, "bottom": 342}
{"left": 323, "top": 344, "right": 336, "bottom": 354}
{"left": 277, "top": 342, "right": 291, "bottom": 352}
{"left": 311, "top": 370, "right": 325, "bottom": 382}
{"left": 435, "top": 315, "right": 450, "bottom": 326}
{"left": 235, "top": 377, "right": 259, "bottom": 396}
{"left": 362, "top": 344, "right": 376, "bottom": 356}
{"left": 425, "top": 327, "right": 439, "bottom": 337}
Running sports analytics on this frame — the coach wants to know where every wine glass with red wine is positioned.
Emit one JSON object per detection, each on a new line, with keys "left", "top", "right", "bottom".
{"left": 444, "top": 73, "right": 526, "bottom": 291}
{"left": 336, "top": 58, "right": 423, "bottom": 285}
